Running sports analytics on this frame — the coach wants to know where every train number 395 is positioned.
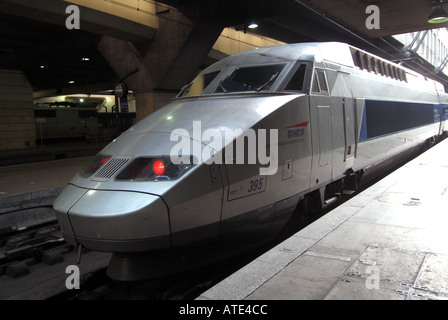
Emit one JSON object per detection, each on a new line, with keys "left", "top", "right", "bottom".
{"left": 248, "top": 178, "right": 264, "bottom": 192}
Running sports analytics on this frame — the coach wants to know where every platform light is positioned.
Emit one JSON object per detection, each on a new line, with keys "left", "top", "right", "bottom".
{"left": 248, "top": 23, "right": 258, "bottom": 29}
{"left": 428, "top": 1, "right": 448, "bottom": 23}
{"left": 81, "top": 57, "right": 90, "bottom": 61}
{"left": 40, "top": 65, "right": 45, "bottom": 69}
{"left": 68, "top": 80, "right": 75, "bottom": 84}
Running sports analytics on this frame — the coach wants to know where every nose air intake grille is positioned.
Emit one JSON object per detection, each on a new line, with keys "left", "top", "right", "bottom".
{"left": 92, "top": 156, "right": 131, "bottom": 181}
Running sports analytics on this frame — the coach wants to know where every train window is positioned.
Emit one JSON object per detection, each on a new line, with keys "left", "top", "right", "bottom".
{"left": 370, "top": 58, "right": 377, "bottom": 73}
{"left": 35, "top": 109, "right": 56, "bottom": 118}
{"left": 377, "top": 60, "right": 384, "bottom": 75}
{"left": 369, "top": 58, "right": 374, "bottom": 72}
{"left": 311, "top": 72, "right": 320, "bottom": 93}
{"left": 356, "top": 52, "right": 364, "bottom": 69}
{"left": 394, "top": 67, "right": 399, "bottom": 80}
{"left": 178, "top": 70, "right": 221, "bottom": 97}
{"left": 363, "top": 54, "right": 370, "bottom": 72}
{"left": 214, "top": 63, "right": 286, "bottom": 93}
{"left": 317, "top": 70, "right": 328, "bottom": 92}
{"left": 387, "top": 65, "right": 393, "bottom": 78}
{"left": 284, "top": 64, "right": 307, "bottom": 91}
{"left": 312, "top": 69, "right": 329, "bottom": 95}
{"left": 402, "top": 70, "right": 407, "bottom": 82}
{"left": 383, "top": 62, "right": 389, "bottom": 77}
{"left": 202, "top": 71, "right": 220, "bottom": 90}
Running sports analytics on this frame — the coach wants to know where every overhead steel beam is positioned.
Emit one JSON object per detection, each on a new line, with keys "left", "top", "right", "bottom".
{"left": 404, "top": 30, "right": 429, "bottom": 54}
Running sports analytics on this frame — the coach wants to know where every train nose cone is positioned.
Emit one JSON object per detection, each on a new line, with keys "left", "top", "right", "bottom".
{"left": 53, "top": 185, "right": 171, "bottom": 252}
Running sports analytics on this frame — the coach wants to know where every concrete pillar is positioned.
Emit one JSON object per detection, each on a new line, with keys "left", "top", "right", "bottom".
{"left": 97, "top": 5, "right": 223, "bottom": 121}
{"left": 0, "top": 70, "right": 36, "bottom": 151}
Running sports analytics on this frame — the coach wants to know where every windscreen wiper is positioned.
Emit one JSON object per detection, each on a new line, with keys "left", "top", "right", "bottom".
{"left": 256, "top": 72, "right": 279, "bottom": 92}
{"left": 177, "top": 83, "right": 192, "bottom": 97}
{"left": 217, "top": 79, "right": 228, "bottom": 93}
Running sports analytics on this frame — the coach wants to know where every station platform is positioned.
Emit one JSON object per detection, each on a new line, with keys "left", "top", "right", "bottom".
{"left": 0, "top": 142, "right": 107, "bottom": 166}
{"left": 198, "top": 138, "right": 448, "bottom": 300}
{"left": 0, "top": 155, "right": 94, "bottom": 232}
{"left": 0, "top": 156, "right": 93, "bottom": 198}
{"left": 0, "top": 141, "right": 105, "bottom": 210}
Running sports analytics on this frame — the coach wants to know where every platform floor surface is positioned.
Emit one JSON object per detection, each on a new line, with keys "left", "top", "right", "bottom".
{"left": 0, "top": 156, "right": 92, "bottom": 198}
{"left": 198, "top": 139, "right": 448, "bottom": 300}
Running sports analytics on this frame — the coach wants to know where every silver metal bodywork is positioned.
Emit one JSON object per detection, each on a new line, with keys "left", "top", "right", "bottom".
{"left": 54, "top": 42, "right": 448, "bottom": 279}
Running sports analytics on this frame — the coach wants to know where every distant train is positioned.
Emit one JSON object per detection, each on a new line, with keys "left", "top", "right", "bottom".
{"left": 54, "top": 42, "right": 448, "bottom": 281}
{"left": 34, "top": 94, "right": 135, "bottom": 145}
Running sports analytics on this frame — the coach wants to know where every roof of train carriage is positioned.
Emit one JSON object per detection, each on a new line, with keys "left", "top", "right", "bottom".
{"left": 201, "top": 41, "right": 446, "bottom": 94}
{"left": 207, "top": 42, "right": 353, "bottom": 68}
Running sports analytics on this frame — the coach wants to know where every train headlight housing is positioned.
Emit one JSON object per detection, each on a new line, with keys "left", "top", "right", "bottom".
{"left": 116, "top": 157, "right": 195, "bottom": 181}
{"left": 80, "top": 155, "right": 111, "bottom": 178}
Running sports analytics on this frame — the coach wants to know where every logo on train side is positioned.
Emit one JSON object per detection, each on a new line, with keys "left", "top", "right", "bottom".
{"left": 286, "top": 121, "right": 309, "bottom": 139}
{"left": 170, "top": 121, "right": 278, "bottom": 175}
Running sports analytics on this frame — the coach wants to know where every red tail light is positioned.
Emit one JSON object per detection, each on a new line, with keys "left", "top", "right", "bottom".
{"left": 153, "top": 160, "right": 165, "bottom": 175}
{"left": 116, "top": 156, "right": 195, "bottom": 181}
{"left": 80, "top": 155, "right": 111, "bottom": 178}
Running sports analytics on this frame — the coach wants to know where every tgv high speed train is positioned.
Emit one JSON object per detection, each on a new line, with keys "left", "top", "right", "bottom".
{"left": 54, "top": 42, "right": 448, "bottom": 281}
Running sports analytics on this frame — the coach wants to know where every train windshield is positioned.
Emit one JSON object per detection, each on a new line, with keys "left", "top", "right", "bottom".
{"left": 178, "top": 71, "right": 221, "bottom": 98}
{"left": 214, "top": 63, "right": 287, "bottom": 94}
{"left": 177, "top": 63, "right": 289, "bottom": 97}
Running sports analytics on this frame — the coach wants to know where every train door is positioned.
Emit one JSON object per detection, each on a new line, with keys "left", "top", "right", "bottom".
{"left": 341, "top": 75, "right": 357, "bottom": 168}
{"left": 309, "top": 68, "right": 332, "bottom": 186}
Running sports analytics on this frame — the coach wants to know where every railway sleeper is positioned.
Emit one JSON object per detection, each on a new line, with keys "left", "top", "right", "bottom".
{"left": 0, "top": 244, "right": 73, "bottom": 278}
{"left": 1, "top": 223, "right": 60, "bottom": 249}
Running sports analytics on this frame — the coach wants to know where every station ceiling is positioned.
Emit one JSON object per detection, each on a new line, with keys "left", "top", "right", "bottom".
{"left": 296, "top": 0, "right": 445, "bottom": 39}
{"left": 1, "top": 0, "right": 447, "bottom": 93}
{"left": 0, "top": 12, "right": 115, "bottom": 92}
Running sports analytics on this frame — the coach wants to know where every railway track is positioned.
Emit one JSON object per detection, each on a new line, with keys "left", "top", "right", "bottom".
{"left": 0, "top": 196, "right": 110, "bottom": 300}
{"left": 48, "top": 245, "right": 272, "bottom": 300}
{"left": 0, "top": 221, "right": 69, "bottom": 277}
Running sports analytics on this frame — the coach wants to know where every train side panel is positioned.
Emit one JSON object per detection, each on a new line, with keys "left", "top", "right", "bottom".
{"left": 220, "top": 95, "right": 312, "bottom": 241}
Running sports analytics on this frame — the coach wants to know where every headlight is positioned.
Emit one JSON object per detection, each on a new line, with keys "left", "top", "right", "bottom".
{"left": 116, "top": 157, "right": 195, "bottom": 181}
{"left": 80, "top": 155, "right": 111, "bottom": 178}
